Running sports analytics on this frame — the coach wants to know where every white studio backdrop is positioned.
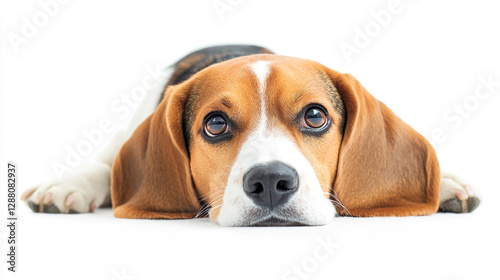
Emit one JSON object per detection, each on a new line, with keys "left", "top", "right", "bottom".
{"left": 1, "top": 1, "right": 500, "bottom": 280}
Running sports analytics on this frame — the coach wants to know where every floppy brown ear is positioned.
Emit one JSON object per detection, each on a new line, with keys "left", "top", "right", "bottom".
{"left": 110, "top": 83, "right": 200, "bottom": 219}
{"left": 327, "top": 70, "right": 440, "bottom": 217}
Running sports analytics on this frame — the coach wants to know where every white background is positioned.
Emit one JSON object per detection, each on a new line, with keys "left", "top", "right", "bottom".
{"left": 1, "top": 1, "right": 500, "bottom": 280}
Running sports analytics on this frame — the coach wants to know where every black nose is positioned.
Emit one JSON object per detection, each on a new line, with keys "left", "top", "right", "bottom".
{"left": 243, "top": 162, "right": 299, "bottom": 210}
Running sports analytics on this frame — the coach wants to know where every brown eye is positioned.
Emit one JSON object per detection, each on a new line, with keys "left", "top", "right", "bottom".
{"left": 304, "top": 107, "right": 327, "bottom": 128}
{"left": 204, "top": 115, "right": 227, "bottom": 136}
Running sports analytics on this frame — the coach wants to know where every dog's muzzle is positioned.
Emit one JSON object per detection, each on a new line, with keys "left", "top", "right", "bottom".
{"left": 243, "top": 161, "right": 299, "bottom": 210}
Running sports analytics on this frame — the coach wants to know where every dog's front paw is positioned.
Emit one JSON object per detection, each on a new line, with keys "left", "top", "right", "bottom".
{"left": 21, "top": 177, "right": 97, "bottom": 213}
{"left": 439, "top": 172, "right": 481, "bottom": 213}
{"left": 21, "top": 163, "right": 110, "bottom": 213}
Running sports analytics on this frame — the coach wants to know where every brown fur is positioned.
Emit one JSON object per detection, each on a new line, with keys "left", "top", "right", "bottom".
{"left": 110, "top": 54, "right": 440, "bottom": 219}
{"left": 326, "top": 71, "right": 440, "bottom": 216}
{"left": 111, "top": 81, "right": 200, "bottom": 218}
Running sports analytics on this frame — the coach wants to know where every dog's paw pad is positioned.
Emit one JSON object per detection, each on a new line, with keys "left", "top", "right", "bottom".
{"left": 27, "top": 201, "right": 40, "bottom": 212}
{"left": 439, "top": 198, "right": 463, "bottom": 213}
{"left": 43, "top": 203, "right": 63, "bottom": 214}
{"left": 439, "top": 196, "right": 481, "bottom": 213}
{"left": 439, "top": 173, "right": 481, "bottom": 213}
{"left": 467, "top": 196, "right": 481, "bottom": 213}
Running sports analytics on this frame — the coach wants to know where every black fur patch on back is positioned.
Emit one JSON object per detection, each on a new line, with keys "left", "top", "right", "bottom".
{"left": 168, "top": 45, "right": 274, "bottom": 87}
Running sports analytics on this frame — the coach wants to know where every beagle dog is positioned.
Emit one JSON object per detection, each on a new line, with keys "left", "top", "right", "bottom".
{"left": 22, "top": 45, "right": 481, "bottom": 226}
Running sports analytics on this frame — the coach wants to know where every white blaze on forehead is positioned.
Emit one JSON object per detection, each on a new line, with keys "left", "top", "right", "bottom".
{"left": 250, "top": 60, "right": 271, "bottom": 92}
{"left": 214, "top": 59, "right": 336, "bottom": 226}
{"left": 249, "top": 60, "right": 271, "bottom": 131}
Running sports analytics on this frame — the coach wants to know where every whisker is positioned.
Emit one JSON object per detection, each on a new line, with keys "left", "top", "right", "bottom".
{"left": 320, "top": 188, "right": 352, "bottom": 217}
{"left": 194, "top": 192, "right": 226, "bottom": 219}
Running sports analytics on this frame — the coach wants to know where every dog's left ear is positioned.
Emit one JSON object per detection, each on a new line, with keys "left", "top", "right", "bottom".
{"left": 110, "top": 83, "right": 200, "bottom": 219}
{"left": 325, "top": 68, "right": 441, "bottom": 217}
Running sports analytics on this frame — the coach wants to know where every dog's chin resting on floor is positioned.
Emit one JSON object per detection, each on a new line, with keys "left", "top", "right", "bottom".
{"left": 22, "top": 45, "right": 481, "bottom": 226}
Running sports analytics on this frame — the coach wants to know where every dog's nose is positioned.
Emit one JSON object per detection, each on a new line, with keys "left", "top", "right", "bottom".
{"left": 243, "top": 162, "right": 299, "bottom": 210}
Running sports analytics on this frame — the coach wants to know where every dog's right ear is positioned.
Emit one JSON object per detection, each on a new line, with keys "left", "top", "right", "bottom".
{"left": 111, "top": 83, "right": 200, "bottom": 219}
{"left": 325, "top": 69, "right": 441, "bottom": 217}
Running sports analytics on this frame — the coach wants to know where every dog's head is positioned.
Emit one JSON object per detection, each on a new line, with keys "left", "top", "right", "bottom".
{"left": 111, "top": 54, "right": 440, "bottom": 226}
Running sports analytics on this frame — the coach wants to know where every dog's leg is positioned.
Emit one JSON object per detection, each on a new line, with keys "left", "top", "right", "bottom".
{"left": 439, "top": 172, "right": 481, "bottom": 213}
{"left": 21, "top": 67, "right": 173, "bottom": 213}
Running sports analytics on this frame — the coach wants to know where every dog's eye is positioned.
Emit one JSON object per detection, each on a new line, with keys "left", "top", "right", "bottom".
{"left": 204, "top": 115, "right": 228, "bottom": 137}
{"left": 304, "top": 107, "right": 327, "bottom": 128}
